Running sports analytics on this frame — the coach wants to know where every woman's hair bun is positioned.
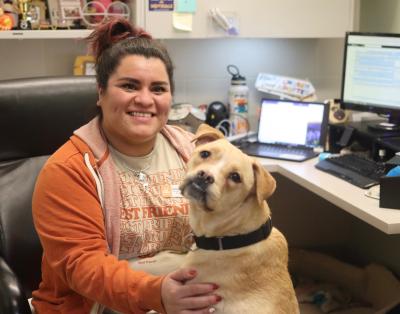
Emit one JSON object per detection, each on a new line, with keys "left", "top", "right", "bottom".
{"left": 87, "top": 18, "right": 152, "bottom": 62}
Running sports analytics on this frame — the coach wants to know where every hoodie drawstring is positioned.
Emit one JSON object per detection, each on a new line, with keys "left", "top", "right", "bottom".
{"left": 84, "top": 153, "right": 105, "bottom": 208}
{"left": 84, "top": 153, "right": 107, "bottom": 314}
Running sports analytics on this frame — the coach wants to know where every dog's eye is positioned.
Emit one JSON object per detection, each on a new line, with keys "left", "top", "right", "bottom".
{"left": 228, "top": 172, "right": 241, "bottom": 183}
{"left": 199, "top": 150, "right": 211, "bottom": 159}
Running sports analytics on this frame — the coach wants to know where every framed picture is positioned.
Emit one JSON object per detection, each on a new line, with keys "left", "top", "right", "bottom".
{"left": 84, "top": 61, "right": 96, "bottom": 75}
{"left": 73, "top": 56, "right": 96, "bottom": 76}
{"left": 29, "top": 0, "right": 47, "bottom": 29}
{"left": 47, "top": 0, "right": 82, "bottom": 26}
{"left": 46, "top": 0, "right": 61, "bottom": 26}
{"left": 59, "top": 0, "right": 82, "bottom": 20}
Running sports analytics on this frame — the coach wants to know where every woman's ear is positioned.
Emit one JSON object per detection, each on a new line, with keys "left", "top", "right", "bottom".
{"left": 97, "top": 87, "right": 104, "bottom": 107}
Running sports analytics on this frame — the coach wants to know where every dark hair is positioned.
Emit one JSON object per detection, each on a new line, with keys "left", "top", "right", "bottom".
{"left": 86, "top": 18, "right": 174, "bottom": 94}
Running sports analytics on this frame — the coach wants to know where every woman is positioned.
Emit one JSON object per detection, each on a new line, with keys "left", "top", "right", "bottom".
{"left": 32, "top": 18, "right": 221, "bottom": 314}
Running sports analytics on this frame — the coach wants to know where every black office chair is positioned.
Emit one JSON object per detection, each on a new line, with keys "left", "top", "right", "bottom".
{"left": 0, "top": 76, "right": 98, "bottom": 313}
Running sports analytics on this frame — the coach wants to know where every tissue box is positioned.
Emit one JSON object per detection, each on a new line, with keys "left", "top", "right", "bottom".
{"left": 379, "top": 176, "right": 400, "bottom": 209}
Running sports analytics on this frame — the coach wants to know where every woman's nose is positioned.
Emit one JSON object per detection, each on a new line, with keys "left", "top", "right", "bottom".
{"left": 134, "top": 89, "right": 154, "bottom": 106}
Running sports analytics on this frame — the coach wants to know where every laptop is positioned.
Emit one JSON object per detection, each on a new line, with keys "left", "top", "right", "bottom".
{"left": 237, "top": 98, "right": 329, "bottom": 162}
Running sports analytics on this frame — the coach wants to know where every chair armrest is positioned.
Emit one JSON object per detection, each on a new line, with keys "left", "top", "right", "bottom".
{"left": 0, "top": 256, "right": 32, "bottom": 314}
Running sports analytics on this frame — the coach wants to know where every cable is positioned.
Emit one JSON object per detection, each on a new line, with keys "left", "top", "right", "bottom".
{"left": 215, "top": 118, "right": 231, "bottom": 136}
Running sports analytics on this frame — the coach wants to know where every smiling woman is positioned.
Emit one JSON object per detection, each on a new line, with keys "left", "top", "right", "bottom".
{"left": 31, "top": 18, "right": 222, "bottom": 314}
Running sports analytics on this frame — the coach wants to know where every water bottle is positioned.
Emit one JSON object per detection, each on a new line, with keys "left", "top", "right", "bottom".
{"left": 227, "top": 64, "right": 249, "bottom": 135}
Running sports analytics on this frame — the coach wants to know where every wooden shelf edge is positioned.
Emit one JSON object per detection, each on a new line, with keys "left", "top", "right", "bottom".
{"left": 0, "top": 29, "right": 93, "bottom": 39}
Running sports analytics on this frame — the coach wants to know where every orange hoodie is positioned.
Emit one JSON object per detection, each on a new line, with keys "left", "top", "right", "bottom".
{"left": 32, "top": 117, "right": 195, "bottom": 314}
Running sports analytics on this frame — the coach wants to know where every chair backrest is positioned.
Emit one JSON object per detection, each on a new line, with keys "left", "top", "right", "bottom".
{"left": 0, "top": 76, "right": 98, "bottom": 298}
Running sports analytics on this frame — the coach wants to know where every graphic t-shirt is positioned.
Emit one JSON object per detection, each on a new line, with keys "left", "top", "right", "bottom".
{"left": 109, "top": 134, "right": 192, "bottom": 260}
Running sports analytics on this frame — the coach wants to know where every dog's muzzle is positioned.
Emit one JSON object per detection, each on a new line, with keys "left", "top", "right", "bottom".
{"left": 182, "top": 170, "right": 214, "bottom": 203}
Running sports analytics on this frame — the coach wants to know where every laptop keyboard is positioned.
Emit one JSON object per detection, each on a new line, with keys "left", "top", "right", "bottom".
{"left": 236, "top": 142, "right": 317, "bottom": 161}
{"left": 258, "top": 144, "right": 307, "bottom": 155}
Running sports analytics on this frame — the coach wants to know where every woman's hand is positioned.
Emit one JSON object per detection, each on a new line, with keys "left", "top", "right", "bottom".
{"left": 161, "top": 268, "right": 221, "bottom": 314}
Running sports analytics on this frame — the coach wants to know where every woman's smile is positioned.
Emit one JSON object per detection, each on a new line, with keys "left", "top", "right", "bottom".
{"left": 127, "top": 110, "right": 156, "bottom": 122}
{"left": 127, "top": 111, "right": 154, "bottom": 118}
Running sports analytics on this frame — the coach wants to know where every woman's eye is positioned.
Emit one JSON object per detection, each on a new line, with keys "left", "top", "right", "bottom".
{"left": 199, "top": 150, "right": 210, "bottom": 159}
{"left": 228, "top": 172, "right": 241, "bottom": 183}
{"left": 121, "top": 83, "right": 137, "bottom": 91}
{"left": 152, "top": 85, "right": 168, "bottom": 94}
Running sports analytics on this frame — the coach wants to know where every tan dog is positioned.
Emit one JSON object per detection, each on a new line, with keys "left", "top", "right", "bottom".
{"left": 180, "top": 124, "right": 299, "bottom": 314}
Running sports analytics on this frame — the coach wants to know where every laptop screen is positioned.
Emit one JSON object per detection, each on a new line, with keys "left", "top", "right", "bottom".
{"left": 258, "top": 99, "right": 328, "bottom": 148}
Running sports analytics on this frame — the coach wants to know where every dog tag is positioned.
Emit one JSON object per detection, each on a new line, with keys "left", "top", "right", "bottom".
{"left": 138, "top": 172, "right": 146, "bottom": 182}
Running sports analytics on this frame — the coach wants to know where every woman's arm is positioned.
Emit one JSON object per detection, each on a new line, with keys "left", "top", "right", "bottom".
{"left": 33, "top": 158, "right": 165, "bottom": 313}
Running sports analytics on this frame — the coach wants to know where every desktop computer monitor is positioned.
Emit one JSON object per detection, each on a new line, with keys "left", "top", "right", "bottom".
{"left": 340, "top": 32, "right": 400, "bottom": 131}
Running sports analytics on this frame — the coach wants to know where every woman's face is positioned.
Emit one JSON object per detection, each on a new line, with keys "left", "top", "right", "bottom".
{"left": 98, "top": 55, "right": 172, "bottom": 156}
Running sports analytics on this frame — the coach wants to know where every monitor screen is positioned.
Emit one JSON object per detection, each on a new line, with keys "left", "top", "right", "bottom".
{"left": 341, "top": 32, "right": 400, "bottom": 130}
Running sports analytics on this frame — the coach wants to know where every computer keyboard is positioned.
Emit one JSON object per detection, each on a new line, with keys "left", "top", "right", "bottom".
{"left": 315, "top": 154, "right": 387, "bottom": 188}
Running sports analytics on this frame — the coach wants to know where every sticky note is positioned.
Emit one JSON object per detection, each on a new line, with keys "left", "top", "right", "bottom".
{"left": 176, "top": 0, "right": 196, "bottom": 13}
{"left": 172, "top": 12, "right": 193, "bottom": 31}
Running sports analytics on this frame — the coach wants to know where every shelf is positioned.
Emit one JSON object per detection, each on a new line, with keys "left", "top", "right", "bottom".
{"left": 0, "top": 29, "right": 92, "bottom": 39}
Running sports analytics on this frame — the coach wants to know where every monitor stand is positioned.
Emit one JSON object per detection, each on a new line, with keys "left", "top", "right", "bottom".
{"left": 367, "top": 112, "right": 400, "bottom": 132}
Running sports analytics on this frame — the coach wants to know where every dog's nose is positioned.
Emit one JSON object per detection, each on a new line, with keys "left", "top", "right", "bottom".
{"left": 194, "top": 170, "right": 214, "bottom": 190}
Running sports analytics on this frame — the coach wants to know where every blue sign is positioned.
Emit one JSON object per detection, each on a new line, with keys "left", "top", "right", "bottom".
{"left": 149, "top": 0, "right": 174, "bottom": 11}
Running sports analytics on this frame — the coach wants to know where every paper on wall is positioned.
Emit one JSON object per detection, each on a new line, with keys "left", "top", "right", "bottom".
{"left": 176, "top": 0, "right": 196, "bottom": 13}
{"left": 255, "top": 73, "right": 317, "bottom": 101}
{"left": 173, "top": 12, "right": 193, "bottom": 31}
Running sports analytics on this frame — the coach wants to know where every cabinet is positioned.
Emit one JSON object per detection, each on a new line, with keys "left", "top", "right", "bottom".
{"left": 142, "top": 0, "right": 360, "bottom": 39}
{"left": 0, "top": 0, "right": 359, "bottom": 40}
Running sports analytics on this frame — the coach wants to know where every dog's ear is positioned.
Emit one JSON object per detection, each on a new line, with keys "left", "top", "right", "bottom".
{"left": 193, "top": 123, "right": 225, "bottom": 146}
{"left": 252, "top": 160, "right": 276, "bottom": 206}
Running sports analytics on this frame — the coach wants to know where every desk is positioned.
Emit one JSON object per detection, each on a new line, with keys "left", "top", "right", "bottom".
{"left": 258, "top": 157, "right": 400, "bottom": 235}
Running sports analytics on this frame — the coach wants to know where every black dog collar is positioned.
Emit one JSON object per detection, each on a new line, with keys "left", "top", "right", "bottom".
{"left": 193, "top": 218, "right": 272, "bottom": 251}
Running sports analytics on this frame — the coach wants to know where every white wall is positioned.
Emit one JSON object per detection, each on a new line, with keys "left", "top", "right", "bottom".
{"left": 360, "top": 0, "right": 400, "bottom": 33}
{"left": 165, "top": 37, "right": 343, "bottom": 105}
{"left": 165, "top": 37, "right": 344, "bottom": 129}
{"left": 0, "top": 37, "right": 345, "bottom": 129}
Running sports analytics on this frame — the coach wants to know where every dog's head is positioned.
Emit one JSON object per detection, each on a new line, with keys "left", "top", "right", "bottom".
{"left": 180, "top": 124, "right": 276, "bottom": 236}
